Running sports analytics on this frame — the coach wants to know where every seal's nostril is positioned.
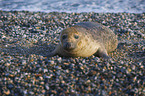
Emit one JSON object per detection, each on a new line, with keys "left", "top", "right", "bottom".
{"left": 66, "top": 42, "right": 71, "bottom": 48}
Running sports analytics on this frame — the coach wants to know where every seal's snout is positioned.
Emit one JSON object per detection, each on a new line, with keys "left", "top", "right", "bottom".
{"left": 65, "top": 42, "right": 71, "bottom": 48}
{"left": 63, "top": 42, "right": 74, "bottom": 50}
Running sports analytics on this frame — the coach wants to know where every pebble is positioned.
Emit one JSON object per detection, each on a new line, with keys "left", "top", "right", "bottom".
{"left": 0, "top": 10, "right": 145, "bottom": 95}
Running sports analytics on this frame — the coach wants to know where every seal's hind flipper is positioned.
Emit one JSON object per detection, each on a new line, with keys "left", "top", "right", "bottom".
{"left": 94, "top": 48, "right": 110, "bottom": 59}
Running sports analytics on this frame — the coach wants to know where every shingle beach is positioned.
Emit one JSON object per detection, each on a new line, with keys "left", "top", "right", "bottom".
{"left": 0, "top": 10, "right": 145, "bottom": 95}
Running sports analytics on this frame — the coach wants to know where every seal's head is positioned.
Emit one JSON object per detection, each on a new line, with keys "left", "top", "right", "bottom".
{"left": 59, "top": 27, "right": 88, "bottom": 53}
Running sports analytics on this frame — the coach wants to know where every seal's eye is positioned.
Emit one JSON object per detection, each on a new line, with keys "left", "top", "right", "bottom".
{"left": 74, "top": 35, "right": 79, "bottom": 39}
{"left": 62, "top": 35, "right": 67, "bottom": 39}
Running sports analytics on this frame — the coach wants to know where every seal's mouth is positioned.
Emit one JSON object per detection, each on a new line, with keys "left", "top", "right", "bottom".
{"left": 63, "top": 42, "right": 75, "bottom": 51}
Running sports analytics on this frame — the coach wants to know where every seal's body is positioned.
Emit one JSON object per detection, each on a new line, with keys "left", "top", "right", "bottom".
{"left": 47, "top": 22, "right": 118, "bottom": 58}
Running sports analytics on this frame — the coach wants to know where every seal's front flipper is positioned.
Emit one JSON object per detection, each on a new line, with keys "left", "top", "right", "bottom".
{"left": 45, "top": 51, "right": 57, "bottom": 57}
{"left": 43, "top": 47, "right": 58, "bottom": 57}
{"left": 44, "top": 44, "right": 61, "bottom": 57}
{"left": 94, "top": 48, "right": 110, "bottom": 59}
